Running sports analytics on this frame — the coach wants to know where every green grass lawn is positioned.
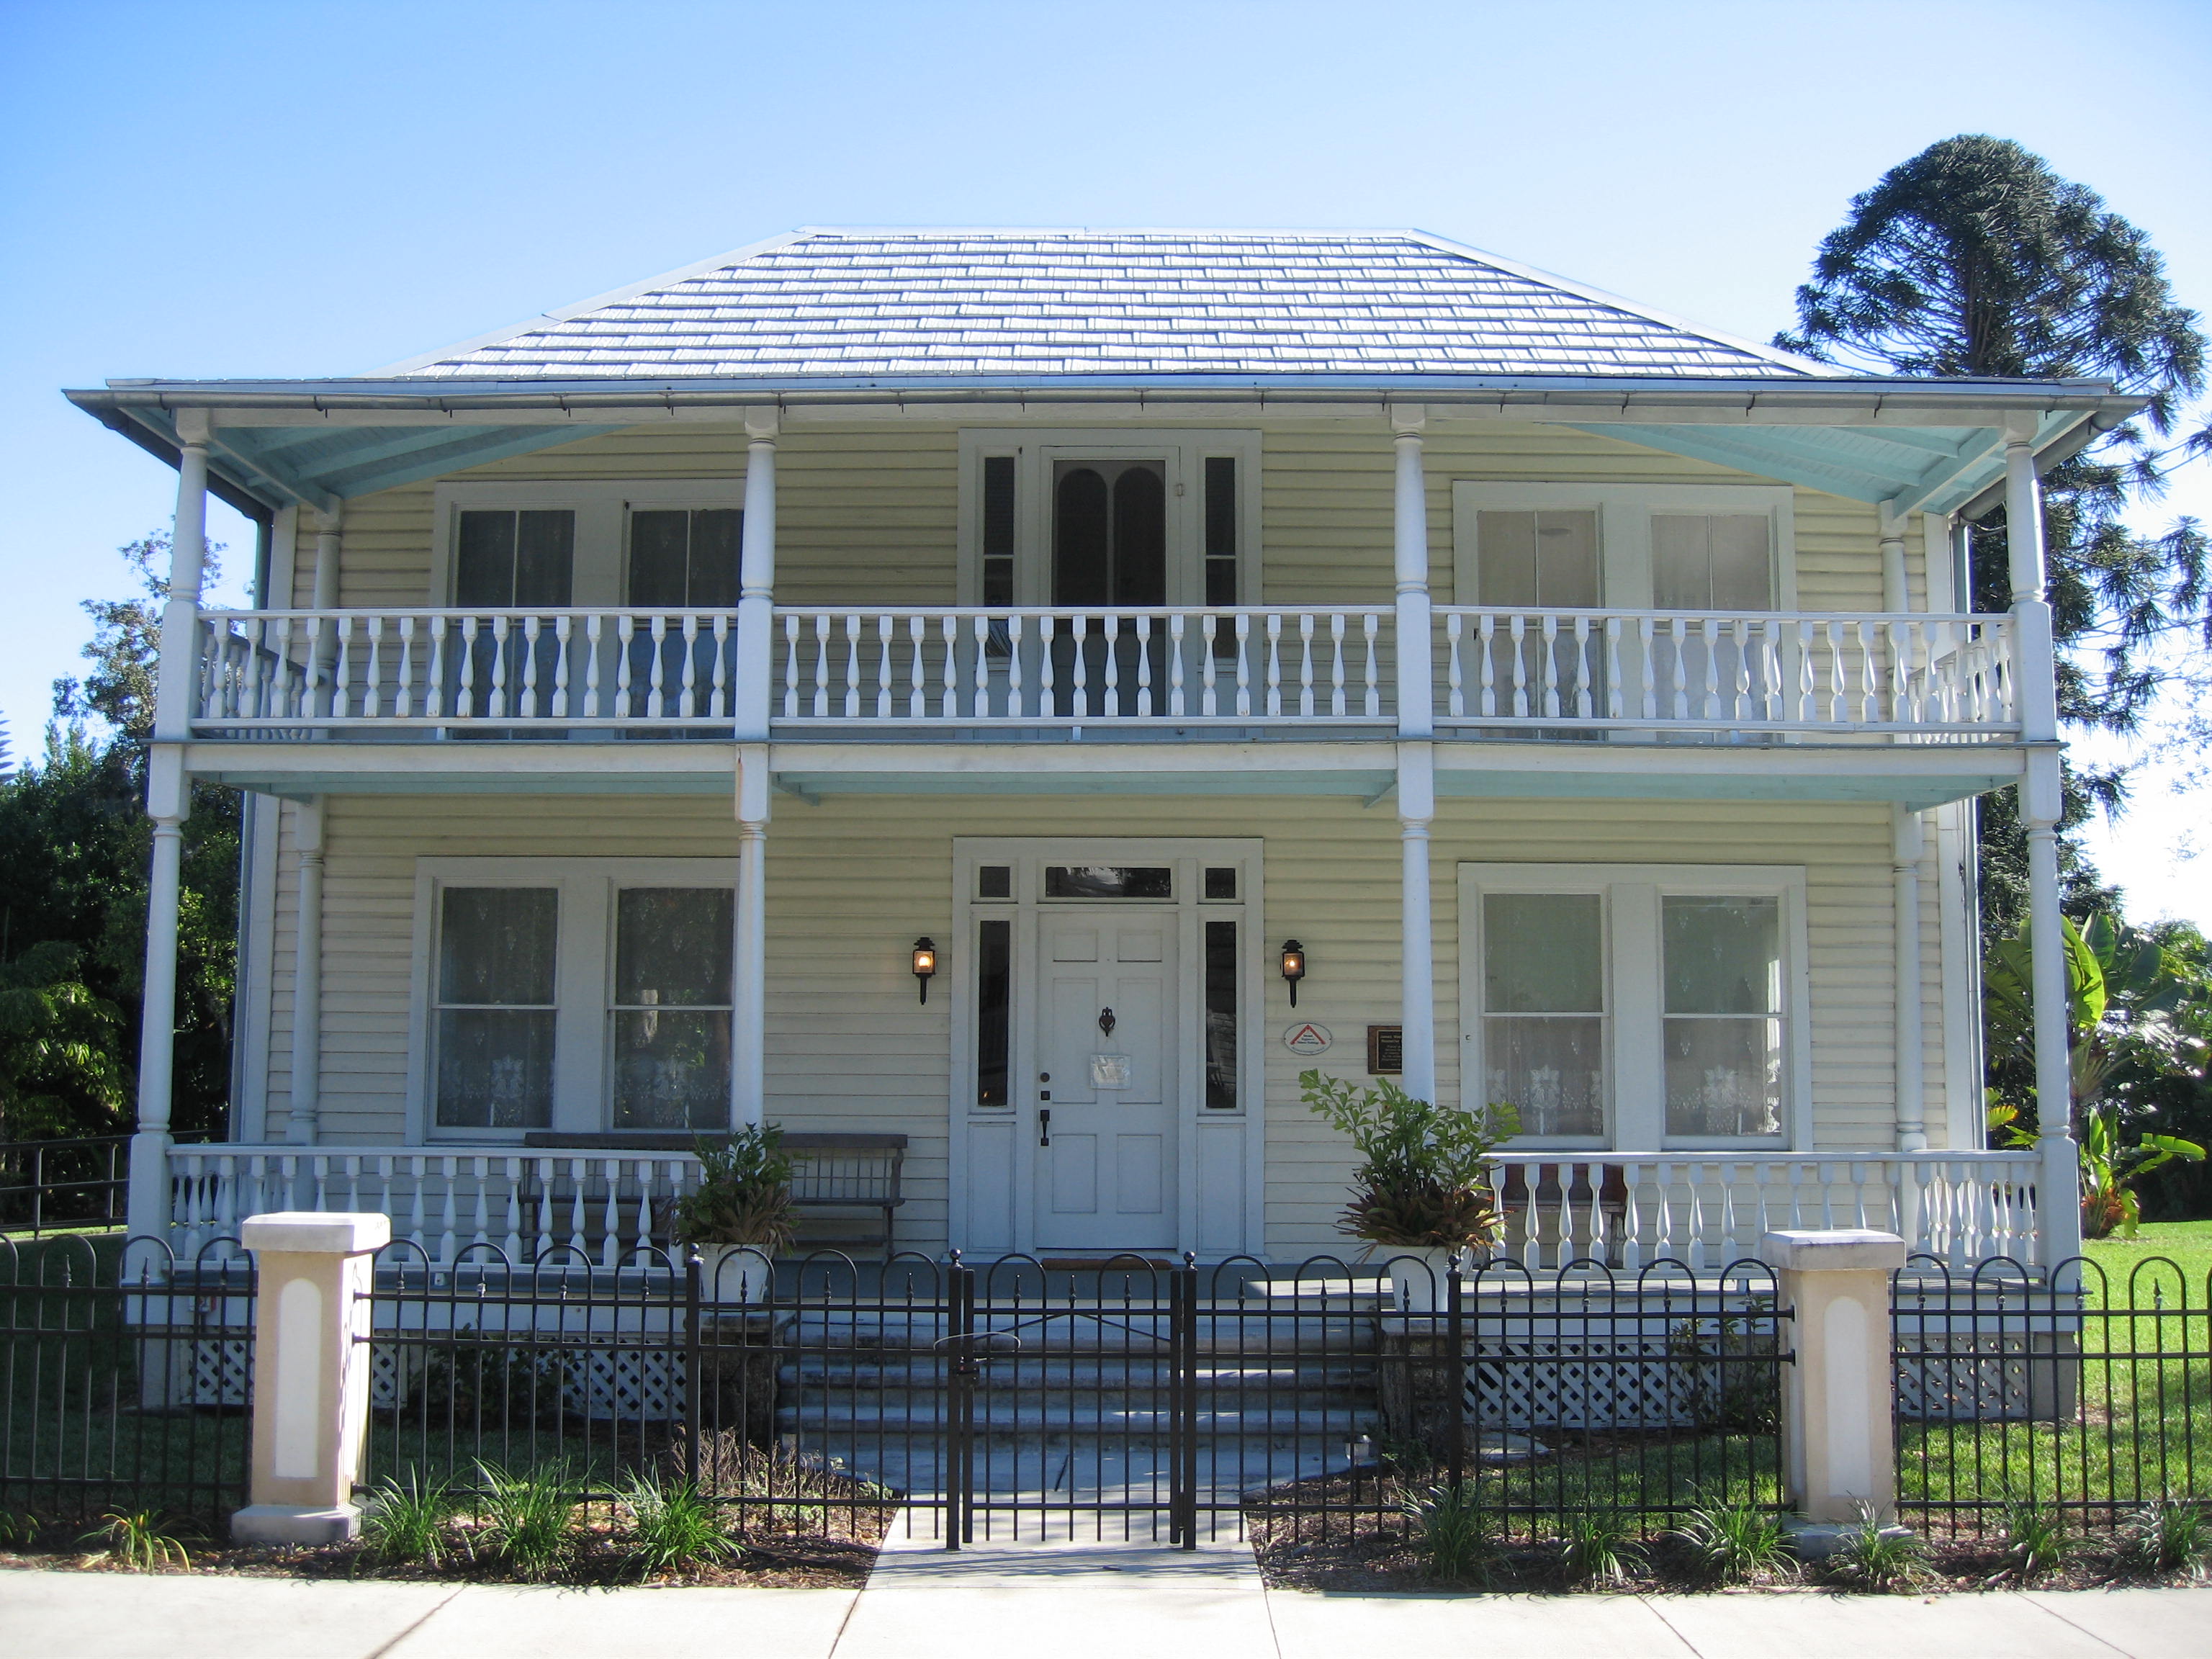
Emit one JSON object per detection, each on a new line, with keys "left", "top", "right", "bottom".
{"left": 2085, "top": 1219, "right": 2212, "bottom": 1304}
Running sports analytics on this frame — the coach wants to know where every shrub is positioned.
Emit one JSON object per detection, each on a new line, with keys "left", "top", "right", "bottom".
{"left": 473, "top": 1460, "right": 583, "bottom": 1581}
{"left": 1403, "top": 1480, "right": 1494, "bottom": 1584}
{"left": 1822, "top": 1504, "right": 1925, "bottom": 1592}
{"left": 1560, "top": 1511, "right": 1642, "bottom": 1586}
{"left": 363, "top": 1468, "right": 457, "bottom": 1569}
{"left": 620, "top": 1470, "right": 737, "bottom": 1578}
{"left": 1298, "top": 1071, "right": 1518, "bottom": 1248}
{"left": 673, "top": 1125, "right": 797, "bottom": 1255}
{"left": 2118, "top": 1498, "right": 2208, "bottom": 1576}
{"left": 1672, "top": 1497, "right": 1790, "bottom": 1583}
{"left": 81, "top": 1510, "right": 194, "bottom": 1571}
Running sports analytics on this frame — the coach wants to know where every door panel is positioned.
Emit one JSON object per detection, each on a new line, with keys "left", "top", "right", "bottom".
{"left": 1035, "top": 912, "right": 1178, "bottom": 1250}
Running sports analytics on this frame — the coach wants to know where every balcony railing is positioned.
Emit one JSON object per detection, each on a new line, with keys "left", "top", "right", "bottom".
{"left": 191, "top": 604, "right": 2018, "bottom": 740}
{"left": 1437, "top": 608, "right": 2014, "bottom": 735}
{"left": 166, "top": 1143, "right": 2040, "bottom": 1271}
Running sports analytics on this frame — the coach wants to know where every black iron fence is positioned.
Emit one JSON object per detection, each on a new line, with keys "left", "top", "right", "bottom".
{"left": 0, "top": 1235, "right": 255, "bottom": 1529}
{"left": 359, "top": 1246, "right": 1789, "bottom": 1549}
{"left": 1894, "top": 1254, "right": 2211, "bottom": 1538}
{"left": 1, "top": 1136, "right": 132, "bottom": 1236}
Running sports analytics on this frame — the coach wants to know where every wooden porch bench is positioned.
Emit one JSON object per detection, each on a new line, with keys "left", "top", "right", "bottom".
{"left": 518, "top": 1131, "right": 907, "bottom": 1259}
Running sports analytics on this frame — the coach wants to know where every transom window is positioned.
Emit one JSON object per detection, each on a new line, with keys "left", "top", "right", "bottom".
{"left": 413, "top": 859, "right": 739, "bottom": 1138}
{"left": 1459, "top": 863, "right": 1807, "bottom": 1149}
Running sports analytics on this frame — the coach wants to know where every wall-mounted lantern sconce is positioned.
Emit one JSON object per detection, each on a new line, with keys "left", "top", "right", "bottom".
{"left": 1280, "top": 939, "right": 1307, "bottom": 1007}
{"left": 912, "top": 938, "right": 938, "bottom": 1004}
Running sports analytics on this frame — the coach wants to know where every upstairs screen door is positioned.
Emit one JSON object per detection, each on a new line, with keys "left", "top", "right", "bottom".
{"left": 1052, "top": 460, "right": 1167, "bottom": 716}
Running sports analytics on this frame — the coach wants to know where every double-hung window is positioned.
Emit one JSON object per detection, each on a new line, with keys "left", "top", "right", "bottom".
{"left": 431, "top": 481, "right": 751, "bottom": 609}
{"left": 1459, "top": 864, "right": 1809, "bottom": 1150}
{"left": 414, "top": 858, "right": 739, "bottom": 1138}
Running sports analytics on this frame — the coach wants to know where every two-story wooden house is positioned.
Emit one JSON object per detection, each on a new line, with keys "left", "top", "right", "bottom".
{"left": 71, "top": 228, "right": 2113, "bottom": 1272}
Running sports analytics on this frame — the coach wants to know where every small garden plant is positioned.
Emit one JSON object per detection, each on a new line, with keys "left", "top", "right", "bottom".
{"left": 473, "top": 1460, "right": 584, "bottom": 1582}
{"left": 2118, "top": 1498, "right": 2210, "bottom": 1576}
{"left": 1560, "top": 1511, "right": 1642, "bottom": 1586}
{"left": 619, "top": 1470, "right": 737, "bottom": 1578}
{"left": 363, "top": 1469, "right": 458, "bottom": 1570}
{"left": 80, "top": 1509, "right": 194, "bottom": 1571}
{"left": 1820, "top": 1503, "right": 1926, "bottom": 1592}
{"left": 1671, "top": 1496, "right": 1790, "bottom": 1584}
{"left": 1402, "top": 1479, "right": 1493, "bottom": 1584}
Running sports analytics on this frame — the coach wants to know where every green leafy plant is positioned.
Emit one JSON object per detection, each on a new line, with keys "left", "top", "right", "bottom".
{"left": 1672, "top": 1496, "right": 1790, "bottom": 1584}
{"left": 672, "top": 1125, "right": 798, "bottom": 1254}
{"left": 1560, "top": 1511, "right": 1642, "bottom": 1586}
{"left": 1998, "top": 1493, "right": 2069, "bottom": 1580}
{"left": 1401, "top": 1479, "right": 1495, "bottom": 1584}
{"left": 363, "top": 1467, "right": 457, "bottom": 1569}
{"left": 2118, "top": 1498, "right": 2208, "bottom": 1576}
{"left": 619, "top": 1470, "right": 737, "bottom": 1578}
{"left": 1300, "top": 1071, "right": 1518, "bottom": 1248}
{"left": 1822, "top": 1503, "right": 1925, "bottom": 1591}
{"left": 81, "top": 1509, "right": 194, "bottom": 1571}
{"left": 473, "top": 1460, "right": 583, "bottom": 1581}
{"left": 1984, "top": 912, "right": 2208, "bottom": 1238}
{"left": 0, "top": 1508, "right": 37, "bottom": 1547}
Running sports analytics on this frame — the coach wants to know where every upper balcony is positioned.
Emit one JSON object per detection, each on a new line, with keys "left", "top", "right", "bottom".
{"left": 191, "top": 601, "right": 2016, "bottom": 744}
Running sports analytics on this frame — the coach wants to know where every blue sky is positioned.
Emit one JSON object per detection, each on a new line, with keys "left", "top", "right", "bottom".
{"left": 3, "top": 0, "right": 2206, "bottom": 917}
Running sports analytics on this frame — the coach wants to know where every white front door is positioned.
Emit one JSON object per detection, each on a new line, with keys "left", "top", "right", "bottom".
{"left": 1034, "top": 911, "right": 1178, "bottom": 1252}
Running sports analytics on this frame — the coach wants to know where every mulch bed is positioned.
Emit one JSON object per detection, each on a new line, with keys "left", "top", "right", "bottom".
{"left": 1246, "top": 1469, "right": 2209, "bottom": 1596}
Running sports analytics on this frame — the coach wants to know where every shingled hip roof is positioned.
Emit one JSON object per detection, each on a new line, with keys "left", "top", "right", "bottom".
{"left": 375, "top": 228, "right": 1830, "bottom": 383}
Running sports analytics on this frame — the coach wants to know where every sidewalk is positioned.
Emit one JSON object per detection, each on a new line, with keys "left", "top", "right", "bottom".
{"left": 4, "top": 1542, "right": 2206, "bottom": 1659}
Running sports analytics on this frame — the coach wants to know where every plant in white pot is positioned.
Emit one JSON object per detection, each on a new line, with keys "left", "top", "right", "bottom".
{"left": 1299, "top": 1069, "right": 1519, "bottom": 1311}
{"left": 672, "top": 1125, "right": 796, "bottom": 1303}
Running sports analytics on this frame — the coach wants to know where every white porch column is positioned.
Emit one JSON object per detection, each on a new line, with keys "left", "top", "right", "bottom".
{"left": 732, "top": 745, "right": 770, "bottom": 1128}
{"left": 284, "top": 798, "right": 326, "bottom": 1145}
{"left": 1892, "top": 806, "right": 1927, "bottom": 1152}
{"left": 309, "top": 508, "right": 341, "bottom": 719}
{"left": 127, "top": 413, "right": 210, "bottom": 1245}
{"left": 1390, "top": 409, "right": 1433, "bottom": 739}
{"left": 1396, "top": 742, "right": 1437, "bottom": 1103}
{"left": 2005, "top": 426, "right": 2082, "bottom": 1269}
{"left": 734, "top": 410, "right": 778, "bottom": 743}
{"left": 1878, "top": 499, "right": 1910, "bottom": 612}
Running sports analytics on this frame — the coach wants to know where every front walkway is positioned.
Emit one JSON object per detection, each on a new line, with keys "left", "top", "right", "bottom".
{"left": 3, "top": 1542, "right": 2204, "bottom": 1659}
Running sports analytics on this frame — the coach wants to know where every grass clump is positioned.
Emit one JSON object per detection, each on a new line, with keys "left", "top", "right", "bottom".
{"left": 1560, "top": 1511, "right": 1642, "bottom": 1586}
{"left": 620, "top": 1470, "right": 737, "bottom": 1578}
{"left": 363, "top": 1468, "right": 459, "bottom": 1569}
{"left": 80, "top": 1509, "right": 194, "bottom": 1571}
{"left": 1998, "top": 1493, "right": 2069, "bottom": 1581}
{"left": 1403, "top": 1480, "right": 1495, "bottom": 1584}
{"left": 473, "top": 1460, "right": 583, "bottom": 1581}
{"left": 2118, "top": 1498, "right": 2208, "bottom": 1577}
{"left": 1672, "top": 1496, "right": 1790, "bottom": 1584}
{"left": 1821, "top": 1504, "right": 1925, "bottom": 1592}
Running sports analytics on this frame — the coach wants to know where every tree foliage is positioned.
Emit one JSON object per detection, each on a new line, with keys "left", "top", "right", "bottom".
{"left": 0, "top": 532, "right": 240, "bottom": 1141}
{"left": 1777, "top": 135, "right": 2208, "bottom": 941}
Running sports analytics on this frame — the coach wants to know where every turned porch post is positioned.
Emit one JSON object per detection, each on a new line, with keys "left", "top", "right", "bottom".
{"left": 128, "top": 410, "right": 210, "bottom": 1245}
{"left": 2005, "top": 426, "right": 2082, "bottom": 1269}
{"left": 1390, "top": 409, "right": 1438, "bottom": 1101}
{"left": 731, "top": 410, "right": 776, "bottom": 1130}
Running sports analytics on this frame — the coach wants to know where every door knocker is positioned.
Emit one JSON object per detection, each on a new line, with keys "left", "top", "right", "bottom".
{"left": 1097, "top": 1007, "right": 1116, "bottom": 1038}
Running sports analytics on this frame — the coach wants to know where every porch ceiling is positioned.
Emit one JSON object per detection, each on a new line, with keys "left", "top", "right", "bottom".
{"left": 182, "top": 737, "right": 2026, "bottom": 811}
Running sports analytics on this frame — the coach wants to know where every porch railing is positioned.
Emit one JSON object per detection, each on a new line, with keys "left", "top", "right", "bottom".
{"left": 168, "top": 1143, "right": 2041, "bottom": 1272}
{"left": 1488, "top": 1150, "right": 2041, "bottom": 1271}
{"left": 190, "top": 604, "right": 2018, "bottom": 739}
{"left": 1436, "top": 608, "right": 2015, "bottom": 735}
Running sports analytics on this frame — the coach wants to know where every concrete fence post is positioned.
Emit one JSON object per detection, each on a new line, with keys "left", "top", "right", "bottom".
{"left": 1758, "top": 1227, "right": 1908, "bottom": 1542}
{"left": 231, "top": 1211, "right": 390, "bottom": 1545}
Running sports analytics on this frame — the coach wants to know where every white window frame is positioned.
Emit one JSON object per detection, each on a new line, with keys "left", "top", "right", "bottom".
{"left": 407, "top": 857, "right": 739, "bottom": 1141}
{"left": 428, "top": 479, "right": 752, "bottom": 610}
{"left": 1449, "top": 482, "right": 1797, "bottom": 612}
{"left": 1457, "top": 862, "right": 1813, "bottom": 1151}
{"left": 956, "top": 429, "right": 1264, "bottom": 607}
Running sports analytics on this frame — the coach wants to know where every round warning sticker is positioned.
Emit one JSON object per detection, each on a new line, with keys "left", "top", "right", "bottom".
{"left": 1281, "top": 1022, "right": 1334, "bottom": 1056}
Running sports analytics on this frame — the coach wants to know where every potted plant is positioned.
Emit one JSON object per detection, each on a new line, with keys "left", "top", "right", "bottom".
{"left": 1299, "top": 1069, "right": 1519, "bottom": 1310}
{"left": 670, "top": 1125, "right": 796, "bottom": 1303}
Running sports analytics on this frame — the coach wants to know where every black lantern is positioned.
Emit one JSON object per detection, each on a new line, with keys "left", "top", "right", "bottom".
{"left": 912, "top": 937, "right": 938, "bottom": 1003}
{"left": 1280, "top": 939, "right": 1307, "bottom": 1007}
